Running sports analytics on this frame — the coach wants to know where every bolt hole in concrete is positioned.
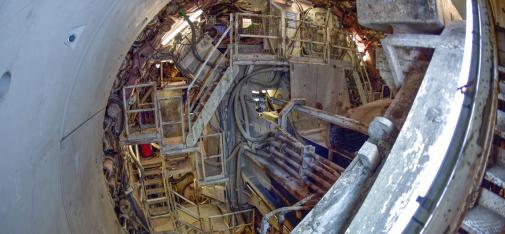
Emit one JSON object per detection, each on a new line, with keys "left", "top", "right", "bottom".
{"left": 0, "top": 71, "right": 12, "bottom": 100}
{"left": 68, "top": 34, "right": 76, "bottom": 42}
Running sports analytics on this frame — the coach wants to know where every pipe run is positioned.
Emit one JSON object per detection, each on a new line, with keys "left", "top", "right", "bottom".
{"left": 272, "top": 98, "right": 369, "bottom": 135}
{"left": 259, "top": 194, "right": 315, "bottom": 234}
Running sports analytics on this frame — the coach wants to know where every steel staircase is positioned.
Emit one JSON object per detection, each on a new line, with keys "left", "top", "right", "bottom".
{"left": 186, "top": 66, "right": 236, "bottom": 146}
{"left": 137, "top": 156, "right": 173, "bottom": 222}
{"left": 158, "top": 25, "right": 237, "bottom": 153}
{"left": 460, "top": 66, "right": 505, "bottom": 234}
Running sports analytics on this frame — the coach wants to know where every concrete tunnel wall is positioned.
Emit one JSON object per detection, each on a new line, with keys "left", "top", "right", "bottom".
{"left": 0, "top": 0, "right": 170, "bottom": 233}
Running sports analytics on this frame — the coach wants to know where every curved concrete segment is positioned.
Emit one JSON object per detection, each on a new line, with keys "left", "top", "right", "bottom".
{"left": 0, "top": 1, "right": 170, "bottom": 233}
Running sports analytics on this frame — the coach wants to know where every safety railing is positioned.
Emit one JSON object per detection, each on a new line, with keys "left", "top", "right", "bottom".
{"left": 170, "top": 185, "right": 204, "bottom": 232}
{"left": 208, "top": 209, "right": 255, "bottom": 233}
{"left": 188, "top": 47, "right": 230, "bottom": 115}
{"left": 122, "top": 82, "right": 160, "bottom": 143}
{"left": 329, "top": 29, "right": 356, "bottom": 60}
{"left": 234, "top": 13, "right": 283, "bottom": 58}
{"left": 158, "top": 92, "right": 186, "bottom": 147}
{"left": 286, "top": 18, "right": 329, "bottom": 62}
{"left": 328, "top": 29, "right": 374, "bottom": 104}
{"left": 195, "top": 133, "right": 226, "bottom": 185}
{"left": 353, "top": 50, "right": 373, "bottom": 103}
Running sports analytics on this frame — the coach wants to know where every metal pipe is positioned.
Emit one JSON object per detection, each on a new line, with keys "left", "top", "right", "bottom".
{"left": 315, "top": 159, "right": 342, "bottom": 177}
{"left": 269, "top": 141, "right": 302, "bottom": 164}
{"left": 311, "top": 152, "right": 344, "bottom": 173}
{"left": 276, "top": 136, "right": 302, "bottom": 153}
{"left": 243, "top": 150, "right": 307, "bottom": 199}
{"left": 272, "top": 98, "right": 369, "bottom": 134}
{"left": 270, "top": 146, "right": 336, "bottom": 187}
{"left": 304, "top": 170, "right": 332, "bottom": 190}
{"left": 271, "top": 156, "right": 301, "bottom": 179}
{"left": 269, "top": 147, "right": 301, "bottom": 170}
{"left": 282, "top": 147, "right": 337, "bottom": 182}
{"left": 271, "top": 141, "right": 302, "bottom": 161}
{"left": 277, "top": 131, "right": 305, "bottom": 150}
{"left": 292, "top": 159, "right": 372, "bottom": 233}
{"left": 307, "top": 183, "right": 326, "bottom": 195}
{"left": 296, "top": 105, "right": 368, "bottom": 135}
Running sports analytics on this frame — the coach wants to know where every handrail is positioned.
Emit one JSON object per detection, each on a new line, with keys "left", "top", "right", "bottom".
{"left": 208, "top": 208, "right": 254, "bottom": 219}
{"left": 122, "top": 82, "right": 159, "bottom": 138}
{"left": 189, "top": 48, "right": 230, "bottom": 113}
{"left": 234, "top": 13, "right": 283, "bottom": 57}
{"left": 172, "top": 190, "right": 197, "bottom": 206}
{"left": 189, "top": 25, "right": 231, "bottom": 89}
{"left": 208, "top": 209, "right": 255, "bottom": 233}
{"left": 186, "top": 25, "right": 232, "bottom": 133}
{"left": 177, "top": 204, "right": 200, "bottom": 219}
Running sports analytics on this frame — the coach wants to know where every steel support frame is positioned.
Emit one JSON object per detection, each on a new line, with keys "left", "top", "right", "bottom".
{"left": 195, "top": 133, "right": 227, "bottom": 185}
{"left": 381, "top": 33, "right": 440, "bottom": 90}
{"left": 186, "top": 66, "right": 238, "bottom": 146}
{"left": 292, "top": 4, "right": 493, "bottom": 232}
{"left": 157, "top": 95, "right": 185, "bottom": 146}
{"left": 122, "top": 82, "right": 160, "bottom": 142}
{"left": 276, "top": 98, "right": 369, "bottom": 135}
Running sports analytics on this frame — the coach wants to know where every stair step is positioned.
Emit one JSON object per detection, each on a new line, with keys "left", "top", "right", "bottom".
{"left": 499, "top": 81, "right": 505, "bottom": 94}
{"left": 499, "top": 65, "right": 505, "bottom": 74}
{"left": 141, "top": 156, "right": 163, "bottom": 167}
{"left": 478, "top": 189, "right": 505, "bottom": 218}
{"left": 147, "top": 196, "right": 168, "bottom": 204}
{"left": 144, "top": 178, "right": 163, "bottom": 186}
{"left": 491, "top": 146, "right": 505, "bottom": 166}
{"left": 462, "top": 206, "right": 505, "bottom": 234}
{"left": 122, "top": 130, "right": 160, "bottom": 145}
{"left": 485, "top": 165, "right": 505, "bottom": 188}
{"left": 150, "top": 212, "right": 172, "bottom": 219}
{"left": 144, "top": 169, "right": 162, "bottom": 177}
{"left": 498, "top": 93, "right": 505, "bottom": 112}
{"left": 145, "top": 187, "right": 166, "bottom": 195}
{"left": 494, "top": 128, "right": 505, "bottom": 142}
{"left": 150, "top": 206, "right": 171, "bottom": 216}
{"left": 160, "top": 144, "right": 197, "bottom": 155}
{"left": 496, "top": 110, "right": 505, "bottom": 133}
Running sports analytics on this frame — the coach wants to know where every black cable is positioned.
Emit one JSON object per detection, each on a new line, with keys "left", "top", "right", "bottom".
{"left": 228, "top": 67, "right": 288, "bottom": 142}
{"left": 181, "top": 11, "right": 217, "bottom": 68}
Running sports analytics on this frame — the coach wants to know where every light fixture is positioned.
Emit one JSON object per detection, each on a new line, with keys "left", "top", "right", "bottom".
{"left": 155, "top": 64, "right": 160, "bottom": 68}
{"left": 161, "top": 10, "right": 203, "bottom": 46}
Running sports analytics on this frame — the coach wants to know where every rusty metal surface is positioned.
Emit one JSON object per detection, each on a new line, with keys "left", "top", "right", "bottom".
{"left": 186, "top": 66, "right": 238, "bottom": 146}
{"left": 347, "top": 21, "right": 467, "bottom": 233}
